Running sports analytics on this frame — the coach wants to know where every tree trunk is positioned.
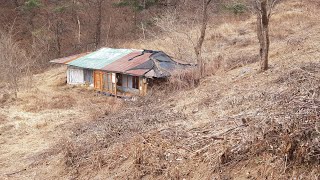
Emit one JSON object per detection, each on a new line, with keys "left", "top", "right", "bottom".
{"left": 95, "top": 0, "right": 103, "bottom": 48}
{"left": 77, "top": 15, "right": 81, "bottom": 44}
{"left": 106, "top": 16, "right": 112, "bottom": 45}
{"left": 257, "top": 0, "right": 269, "bottom": 71}
{"left": 194, "top": 0, "right": 212, "bottom": 78}
{"left": 55, "top": 20, "right": 62, "bottom": 57}
{"left": 256, "top": 13, "right": 263, "bottom": 61}
{"left": 72, "top": 0, "right": 81, "bottom": 45}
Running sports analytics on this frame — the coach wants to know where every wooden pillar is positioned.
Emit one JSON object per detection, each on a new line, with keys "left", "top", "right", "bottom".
{"left": 139, "top": 77, "right": 143, "bottom": 96}
{"left": 100, "top": 72, "right": 103, "bottom": 91}
{"left": 143, "top": 78, "right": 148, "bottom": 96}
{"left": 140, "top": 77, "right": 148, "bottom": 96}
{"left": 112, "top": 73, "right": 117, "bottom": 96}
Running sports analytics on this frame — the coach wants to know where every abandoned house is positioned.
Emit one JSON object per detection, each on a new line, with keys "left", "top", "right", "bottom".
{"left": 50, "top": 48, "right": 190, "bottom": 96}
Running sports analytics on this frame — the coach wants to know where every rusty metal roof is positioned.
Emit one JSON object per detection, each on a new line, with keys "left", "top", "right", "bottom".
{"left": 50, "top": 53, "right": 89, "bottom": 64}
{"left": 101, "top": 51, "right": 152, "bottom": 76}
{"left": 126, "top": 69, "right": 151, "bottom": 76}
{"left": 50, "top": 48, "right": 192, "bottom": 78}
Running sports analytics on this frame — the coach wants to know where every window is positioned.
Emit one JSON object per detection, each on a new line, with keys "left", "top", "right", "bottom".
{"left": 132, "top": 76, "right": 139, "bottom": 89}
{"left": 116, "top": 74, "right": 122, "bottom": 86}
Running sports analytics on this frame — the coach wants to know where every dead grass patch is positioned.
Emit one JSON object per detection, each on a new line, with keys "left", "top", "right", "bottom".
{"left": 224, "top": 53, "right": 259, "bottom": 70}
{"left": 165, "top": 68, "right": 200, "bottom": 91}
{"left": 85, "top": 96, "right": 124, "bottom": 120}
{"left": 162, "top": 60, "right": 221, "bottom": 92}
{"left": 216, "top": 62, "right": 320, "bottom": 176}
{"left": 0, "top": 113, "right": 7, "bottom": 123}
{"left": 55, "top": 96, "right": 187, "bottom": 179}
{"left": 23, "top": 94, "right": 76, "bottom": 112}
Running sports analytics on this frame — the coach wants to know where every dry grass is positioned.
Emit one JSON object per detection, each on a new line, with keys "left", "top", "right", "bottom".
{"left": 216, "top": 62, "right": 320, "bottom": 171}
{"left": 0, "top": 66, "right": 126, "bottom": 179}
{"left": 224, "top": 53, "right": 259, "bottom": 70}
{"left": 50, "top": 1, "right": 320, "bottom": 179}
{"left": 55, "top": 59, "right": 320, "bottom": 179}
{"left": 165, "top": 68, "right": 200, "bottom": 91}
{"left": 1, "top": 0, "right": 320, "bottom": 179}
{"left": 56, "top": 96, "right": 187, "bottom": 179}
{"left": 156, "top": 60, "right": 220, "bottom": 92}
{"left": 84, "top": 95, "right": 124, "bottom": 120}
{"left": 0, "top": 113, "right": 6, "bottom": 123}
{"left": 22, "top": 94, "right": 76, "bottom": 112}
{"left": 0, "top": 93, "right": 11, "bottom": 104}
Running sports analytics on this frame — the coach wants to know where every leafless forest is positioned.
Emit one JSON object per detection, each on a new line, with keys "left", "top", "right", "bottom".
{"left": 0, "top": 0, "right": 319, "bottom": 179}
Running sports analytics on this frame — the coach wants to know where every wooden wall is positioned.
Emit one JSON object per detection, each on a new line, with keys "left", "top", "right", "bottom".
{"left": 93, "top": 70, "right": 148, "bottom": 96}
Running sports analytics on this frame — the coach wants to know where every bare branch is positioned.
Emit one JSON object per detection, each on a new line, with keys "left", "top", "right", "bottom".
{"left": 268, "top": 0, "right": 280, "bottom": 18}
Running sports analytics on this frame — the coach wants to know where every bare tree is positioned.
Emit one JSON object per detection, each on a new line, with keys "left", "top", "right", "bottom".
{"left": 55, "top": 20, "right": 63, "bottom": 57}
{"left": 52, "top": 2, "right": 65, "bottom": 57}
{"left": 24, "top": 0, "right": 41, "bottom": 30}
{"left": 0, "top": 31, "right": 29, "bottom": 98}
{"left": 84, "top": 0, "right": 106, "bottom": 49}
{"left": 254, "top": 0, "right": 279, "bottom": 71}
{"left": 153, "top": 8, "right": 201, "bottom": 62}
{"left": 194, "top": 0, "right": 213, "bottom": 78}
{"left": 155, "top": 1, "right": 213, "bottom": 77}
{"left": 71, "top": 0, "right": 82, "bottom": 44}
{"left": 95, "top": 0, "right": 104, "bottom": 48}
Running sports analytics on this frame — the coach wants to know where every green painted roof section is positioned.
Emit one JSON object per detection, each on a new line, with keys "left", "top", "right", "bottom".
{"left": 67, "top": 48, "right": 139, "bottom": 69}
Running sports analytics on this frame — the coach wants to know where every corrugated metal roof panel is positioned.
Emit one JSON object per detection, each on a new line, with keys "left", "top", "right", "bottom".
{"left": 50, "top": 48, "right": 192, "bottom": 78}
{"left": 67, "top": 48, "right": 139, "bottom": 69}
{"left": 144, "top": 69, "right": 156, "bottom": 77}
{"left": 102, "top": 52, "right": 152, "bottom": 75}
{"left": 50, "top": 53, "right": 89, "bottom": 64}
{"left": 125, "top": 69, "right": 150, "bottom": 76}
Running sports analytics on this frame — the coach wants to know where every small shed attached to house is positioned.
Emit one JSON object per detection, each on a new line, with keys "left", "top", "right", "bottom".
{"left": 51, "top": 48, "right": 190, "bottom": 96}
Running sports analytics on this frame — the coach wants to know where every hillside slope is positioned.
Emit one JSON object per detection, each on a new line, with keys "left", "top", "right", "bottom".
{"left": 0, "top": 0, "right": 319, "bottom": 179}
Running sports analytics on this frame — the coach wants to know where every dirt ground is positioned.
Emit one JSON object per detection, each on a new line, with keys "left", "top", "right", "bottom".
{"left": 1, "top": 55, "right": 318, "bottom": 179}
{"left": 0, "top": 66, "right": 124, "bottom": 179}
{"left": 0, "top": 0, "right": 319, "bottom": 179}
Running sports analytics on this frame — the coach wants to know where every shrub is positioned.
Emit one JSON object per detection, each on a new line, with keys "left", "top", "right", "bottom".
{"left": 24, "top": 0, "right": 41, "bottom": 10}
{"left": 223, "top": 3, "right": 247, "bottom": 15}
{"left": 166, "top": 68, "right": 200, "bottom": 91}
{"left": 113, "top": 0, "right": 159, "bottom": 11}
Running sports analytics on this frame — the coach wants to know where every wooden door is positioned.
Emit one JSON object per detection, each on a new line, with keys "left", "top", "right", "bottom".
{"left": 94, "top": 71, "right": 103, "bottom": 90}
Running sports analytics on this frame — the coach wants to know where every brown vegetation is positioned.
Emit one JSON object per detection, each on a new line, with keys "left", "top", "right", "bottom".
{"left": 22, "top": 94, "right": 76, "bottom": 112}
{"left": 57, "top": 59, "right": 319, "bottom": 179}
{"left": 0, "top": 0, "right": 319, "bottom": 179}
{"left": 0, "top": 31, "right": 31, "bottom": 98}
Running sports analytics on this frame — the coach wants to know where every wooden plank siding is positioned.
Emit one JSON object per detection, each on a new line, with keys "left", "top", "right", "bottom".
{"left": 94, "top": 70, "right": 148, "bottom": 96}
{"left": 94, "top": 71, "right": 103, "bottom": 90}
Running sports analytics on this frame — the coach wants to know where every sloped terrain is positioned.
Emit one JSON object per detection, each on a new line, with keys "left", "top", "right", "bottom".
{"left": 0, "top": 0, "right": 319, "bottom": 179}
{"left": 0, "top": 67, "right": 124, "bottom": 179}
{"left": 60, "top": 53, "right": 319, "bottom": 179}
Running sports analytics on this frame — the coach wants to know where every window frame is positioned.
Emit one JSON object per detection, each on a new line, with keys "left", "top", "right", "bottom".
{"left": 116, "top": 73, "right": 122, "bottom": 86}
{"left": 132, "top": 76, "right": 140, "bottom": 89}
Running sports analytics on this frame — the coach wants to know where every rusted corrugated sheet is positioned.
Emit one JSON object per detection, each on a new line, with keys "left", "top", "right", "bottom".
{"left": 101, "top": 52, "right": 152, "bottom": 76}
{"left": 50, "top": 48, "right": 192, "bottom": 78}
{"left": 144, "top": 69, "right": 156, "bottom": 77}
{"left": 125, "top": 69, "right": 150, "bottom": 76}
{"left": 50, "top": 53, "right": 89, "bottom": 64}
